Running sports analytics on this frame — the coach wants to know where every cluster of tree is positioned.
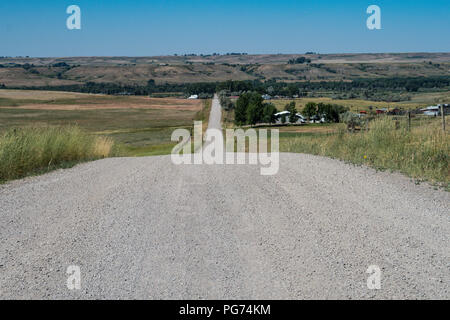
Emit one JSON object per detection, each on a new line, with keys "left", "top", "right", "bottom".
{"left": 218, "top": 90, "right": 234, "bottom": 111}
{"left": 234, "top": 92, "right": 278, "bottom": 126}
{"left": 287, "top": 57, "right": 311, "bottom": 64}
{"left": 21, "top": 63, "right": 35, "bottom": 70}
{"left": 302, "top": 102, "right": 348, "bottom": 123}
{"left": 51, "top": 62, "right": 70, "bottom": 68}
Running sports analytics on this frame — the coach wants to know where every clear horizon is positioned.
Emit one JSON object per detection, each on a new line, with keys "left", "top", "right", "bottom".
{"left": 1, "top": 0, "right": 449, "bottom": 57}
{"left": 3, "top": 51, "right": 450, "bottom": 59}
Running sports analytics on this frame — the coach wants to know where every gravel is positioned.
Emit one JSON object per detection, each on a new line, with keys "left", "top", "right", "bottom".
{"left": 0, "top": 152, "right": 449, "bottom": 299}
{"left": 207, "top": 94, "right": 222, "bottom": 131}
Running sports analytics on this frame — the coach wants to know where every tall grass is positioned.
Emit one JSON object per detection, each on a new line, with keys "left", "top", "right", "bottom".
{"left": 282, "top": 117, "right": 449, "bottom": 187}
{"left": 0, "top": 126, "right": 114, "bottom": 182}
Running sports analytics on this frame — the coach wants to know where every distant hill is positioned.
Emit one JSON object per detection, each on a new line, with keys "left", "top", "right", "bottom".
{"left": 1, "top": 53, "right": 449, "bottom": 87}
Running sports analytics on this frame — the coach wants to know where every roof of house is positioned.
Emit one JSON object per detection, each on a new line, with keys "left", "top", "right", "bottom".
{"left": 274, "top": 111, "right": 290, "bottom": 116}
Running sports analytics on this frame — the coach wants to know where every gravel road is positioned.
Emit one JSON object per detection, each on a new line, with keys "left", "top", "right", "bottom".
{"left": 0, "top": 153, "right": 449, "bottom": 299}
{"left": 208, "top": 94, "right": 222, "bottom": 131}
{"left": 0, "top": 96, "right": 449, "bottom": 299}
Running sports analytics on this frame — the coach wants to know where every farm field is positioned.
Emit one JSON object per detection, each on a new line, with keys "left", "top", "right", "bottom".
{"left": 269, "top": 90, "right": 450, "bottom": 113}
{"left": 0, "top": 89, "right": 206, "bottom": 156}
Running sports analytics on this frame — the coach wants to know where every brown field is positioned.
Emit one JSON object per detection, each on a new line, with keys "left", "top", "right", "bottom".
{"left": 0, "top": 89, "right": 202, "bottom": 110}
{"left": 0, "top": 90, "right": 206, "bottom": 156}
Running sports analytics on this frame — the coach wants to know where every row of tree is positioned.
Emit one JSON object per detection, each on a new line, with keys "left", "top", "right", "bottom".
{"left": 5, "top": 76, "right": 449, "bottom": 98}
{"left": 302, "top": 102, "right": 348, "bottom": 123}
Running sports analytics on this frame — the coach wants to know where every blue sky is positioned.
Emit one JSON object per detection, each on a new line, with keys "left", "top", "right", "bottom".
{"left": 0, "top": 0, "right": 449, "bottom": 57}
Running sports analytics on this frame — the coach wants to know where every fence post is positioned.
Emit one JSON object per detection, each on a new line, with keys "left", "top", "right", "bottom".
{"left": 442, "top": 104, "right": 446, "bottom": 132}
{"left": 407, "top": 111, "right": 411, "bottom": 131}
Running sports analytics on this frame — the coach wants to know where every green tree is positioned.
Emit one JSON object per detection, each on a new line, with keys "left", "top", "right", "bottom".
{"left": 285, "top": 101, "right": 298, "bottom": 123}
{"left": 246, "top": 95, "right": 264, "bottom": 125}
{"left": 303, "top": 102, "right": 317, "bottom": 120}
{"left": 234, "top": 93, "right": 250, "bottom": 125}
{"left": 317, "top": 103, "right": 348, "bottom": 123}
{"left": 262, "top": 103, "right": 277, "bottom": 124}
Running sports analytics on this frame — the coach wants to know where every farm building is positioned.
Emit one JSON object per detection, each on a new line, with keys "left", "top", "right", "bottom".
{"left": 420, "top": 104, "right": 450, "bottom": 116}
{"left": 274, "top": 111, "right": 307, "bottom": 124}
{"left": 376, "top": 108, "right": 388, "bottom": 114}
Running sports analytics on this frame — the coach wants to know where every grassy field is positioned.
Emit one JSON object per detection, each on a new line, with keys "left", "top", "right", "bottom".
{"left": 0, "top": 89, "right": 207, "bottom": 157}
{"left": 270, "top": 90, "right": 450, "bottom": 113}
{"left": 279, "top": 117, "right": 449, "bottom": 188}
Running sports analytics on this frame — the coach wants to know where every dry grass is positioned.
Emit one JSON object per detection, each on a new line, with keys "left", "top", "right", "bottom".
{"left": 0, "top": 89, "right": 203, "bottom": 110}
{"left": 0, "top": 126, "right": 115, "bottom": 182}
{"left": 281, "top": 117, "right": 449, "bottom": 187}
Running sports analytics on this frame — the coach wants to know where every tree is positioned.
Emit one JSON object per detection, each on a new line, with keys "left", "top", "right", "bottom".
{"left": 284, "top": 101, "right": 297, "bottom": 123}
{"left": 262, "top": 103, "right": 277, "bottom": 124}
{"left": 405, "top": 80, "right": 420, "bottom": 92}
{"left": 246, "top": 93, "right": 264, "bottom": 125}
{"left": 234, "top": 93, "right": 250, "bottom": 125}
{"left": 303, "top": 102, "right": 317, "bottom": 120}
{"left": 317, "top": 103, "right": 348, "bottom": 123}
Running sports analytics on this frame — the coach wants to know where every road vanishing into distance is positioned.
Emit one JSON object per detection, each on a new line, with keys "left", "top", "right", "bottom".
{"left": 0, "top": 97, "right": 449, "bottom": 299}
